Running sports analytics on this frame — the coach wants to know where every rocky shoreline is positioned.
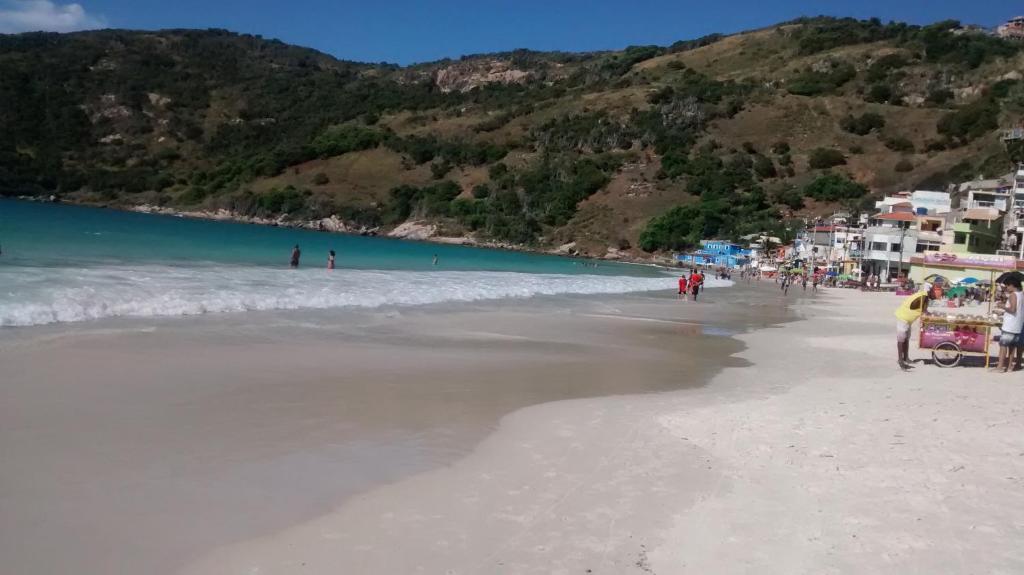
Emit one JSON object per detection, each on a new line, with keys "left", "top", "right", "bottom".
{"left": 123, "top": 203, "right": 668, "bottom": 265}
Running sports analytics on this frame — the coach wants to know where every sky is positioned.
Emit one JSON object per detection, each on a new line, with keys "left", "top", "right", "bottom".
{"left": 0, "top": 0, "right": 1020, "bottom": 64}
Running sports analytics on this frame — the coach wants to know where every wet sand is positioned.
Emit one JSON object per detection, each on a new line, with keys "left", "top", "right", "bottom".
{"left": 0, "top": 282, "right": 794, "bottom": 574}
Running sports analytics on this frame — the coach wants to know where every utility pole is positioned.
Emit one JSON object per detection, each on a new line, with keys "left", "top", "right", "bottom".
{"left": 896, "top": 223, "right": 908, "bottom": 284}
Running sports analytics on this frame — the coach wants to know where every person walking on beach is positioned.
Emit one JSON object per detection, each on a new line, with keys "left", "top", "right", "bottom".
{"left": 894, "top": 283, "right": 933, "bottom": 371}
{"left": 678, "top": 275, "right": 688, "bottom": 300}
{"left": 689, "top": 270, "right": 702, "bottom": 302}
{"left": 290, "top": 245, "right": 301, "bottom": 268}
{"left": 327, "top": 250, "right": 336, "bottom": 270}
{"left": 994, "top": 278, "right": 1024, "bottom": 373}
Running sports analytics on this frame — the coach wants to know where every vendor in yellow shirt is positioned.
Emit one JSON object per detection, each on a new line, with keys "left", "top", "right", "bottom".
{"left": 895, "top": 282, "right": 935, "bottom": 370}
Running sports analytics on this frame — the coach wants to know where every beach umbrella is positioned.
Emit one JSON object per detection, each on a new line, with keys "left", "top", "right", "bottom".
{"left": 957, "top": 277, "right": 980, "bottom": 285}
{"left": 996, "top": 271, "right": 1024, "bottom": 284}
{"left": 946, "top": 286, "right": 968, "bottom": 297}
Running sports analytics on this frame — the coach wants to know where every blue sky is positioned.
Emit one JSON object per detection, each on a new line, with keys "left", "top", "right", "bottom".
{"left": 1, "top": 0, "right": 1020, "bottom": 64}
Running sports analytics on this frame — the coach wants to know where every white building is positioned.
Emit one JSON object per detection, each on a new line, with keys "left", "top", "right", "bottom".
{"left": 875, "top": 190, "right": 951, "bottom": 214}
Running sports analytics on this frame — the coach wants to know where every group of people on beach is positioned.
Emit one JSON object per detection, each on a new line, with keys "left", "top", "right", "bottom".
{"left": 677, "top": 269, "right": 706, "bottom": 302}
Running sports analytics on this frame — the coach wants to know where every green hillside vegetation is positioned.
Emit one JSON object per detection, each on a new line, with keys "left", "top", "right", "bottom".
{"left": 2, "top": 17, "right": 1024, "bottom": 256}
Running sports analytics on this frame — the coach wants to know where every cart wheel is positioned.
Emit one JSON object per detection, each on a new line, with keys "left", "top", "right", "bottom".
{"left": 932, "top": 342, "right": 962, "bottom": 368}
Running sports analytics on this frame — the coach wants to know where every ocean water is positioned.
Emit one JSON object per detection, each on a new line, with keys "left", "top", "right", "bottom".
{"left": 0, "top": 199, "right": 708, "bottom": 327}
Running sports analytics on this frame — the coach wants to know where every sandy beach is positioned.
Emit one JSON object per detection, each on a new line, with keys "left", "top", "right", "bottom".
{"left": 180, "top": 287, "right": 1024, "bottom": 575}
{"left": 0, "top": 283, "right": 786, "bottom": 575}
{"left": 4, "top": 284, "right": 1023, "bottom": 574}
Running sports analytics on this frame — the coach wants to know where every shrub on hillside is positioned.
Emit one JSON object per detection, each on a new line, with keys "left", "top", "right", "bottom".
{"left": 866, "top": 53, "right": 909, "bottom": 83}
{"left": 312, "top": 172, "right": 329, "bottom": 185}
{"left": 771, "top": 141, "right": 790, "bottom": 155}
{"left": 775, "top": 187, "right": 805, "bottom": 210}
{"left": 311, "top": 125, "right": 381, "bottom": 159}
{"left": 430, "top": 160, "right": 452, "bottom": 179}
{"left": 925, "top": 88, "right": 954, "bottom": 106}
{"left": 803, "top": 173, "right": 868, "bottom": 201}
{"left": 808, "top": 148, "right": 847, "bottom": 169}
{"left": 752, "top": 154, "right": 777, "bottom": 178}
{"left": 839, "top": 112, "right": 886, "bottom": 135}
{"left": 471, "top": 183, "right": 491, "bottom": 199}
{"left": 882, "top": 135, "right": 915, "bottom": 152}
{"left": 895, "top": 159, "right": 914, "bottom": 172}
{"left": 864, "top": 83, "right": 901, "bottom": 105}
{"left": 849, "top": 144, "right": 865, "bottom": 154}
{"left": 787, "top": 62, "right": 857, "bottom": 96}
{"left": 937, "top": 97, "right": 1000, "bottom": 143}
{"left": 257, "top": 186, "right": 307, "bottom": 215}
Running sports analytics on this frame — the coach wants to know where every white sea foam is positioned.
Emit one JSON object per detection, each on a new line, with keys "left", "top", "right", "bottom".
{"left": 0, "top": 265, "right": 728, "bottom": 327}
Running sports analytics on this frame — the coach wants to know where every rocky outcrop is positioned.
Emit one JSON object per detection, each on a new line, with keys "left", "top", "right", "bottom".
{"left": 434, "top": 59, "right": 531, "bottom": 93}
{"left": 387, "top": 221, "right": 437, "bottom": 240}
{"left": 130, "top": 205, "right": 379, "bottom": 235}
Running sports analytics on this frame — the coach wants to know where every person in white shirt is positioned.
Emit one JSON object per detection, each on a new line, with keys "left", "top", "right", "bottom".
{"left": 995, "top": 277, "right": 1024, "bottom": 373}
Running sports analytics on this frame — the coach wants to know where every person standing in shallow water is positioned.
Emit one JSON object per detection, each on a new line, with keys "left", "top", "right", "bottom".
{"left": 327, "top": 250, "right": 335, "bottom": 270}
{"left": 432, "top": 254, "right": 438, "bottom": 266}
{"left": 290, "top": 245, "right": 301, "bottom": 268}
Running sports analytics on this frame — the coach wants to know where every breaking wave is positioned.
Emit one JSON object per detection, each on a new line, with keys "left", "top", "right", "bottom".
{"left": 0, "top": 265, "right": 725, "bottom": 327}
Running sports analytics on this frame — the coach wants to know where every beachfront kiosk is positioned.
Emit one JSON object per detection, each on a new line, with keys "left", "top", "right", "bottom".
{"left": 909, "top": 252, "right": 1019, "bottom": 367}
{"left": 676, "top": 241, "right": 751, "bottom": 269}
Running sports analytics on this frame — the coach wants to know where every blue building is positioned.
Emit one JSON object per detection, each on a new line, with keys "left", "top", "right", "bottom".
{"left": 676, "top": 240, "right": 751, "bottom": 269}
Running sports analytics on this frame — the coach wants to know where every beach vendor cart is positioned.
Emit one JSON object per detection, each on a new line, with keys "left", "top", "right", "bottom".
{"left": 914, "top": 253, "right": 1015, "bottom": 368}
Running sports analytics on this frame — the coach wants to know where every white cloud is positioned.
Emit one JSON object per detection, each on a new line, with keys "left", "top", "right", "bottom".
{"left": 0, "top": 0, "right": 106, "bottom": 34}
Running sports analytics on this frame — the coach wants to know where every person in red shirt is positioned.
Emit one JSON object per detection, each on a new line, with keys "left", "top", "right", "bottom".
{"left": 678, "top": 275, "right": 688, "bottom": 299}
{"left": 689, "top": 270, "right": 702, "bottom": 301}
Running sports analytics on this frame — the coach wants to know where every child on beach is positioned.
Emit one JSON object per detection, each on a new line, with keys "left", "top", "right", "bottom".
{"left": 678, "top": 275, "right": 688, "bottom": 299}
{"left": 290, "top": 245, "right": 301, "bottom": 268}
{"left": 327, "top": 250, "right": 336, "bottom": 269}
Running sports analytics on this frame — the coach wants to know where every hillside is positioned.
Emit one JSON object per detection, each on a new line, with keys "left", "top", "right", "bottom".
{"left": 2, "top": 18, "right": 1024, "bottom": 258}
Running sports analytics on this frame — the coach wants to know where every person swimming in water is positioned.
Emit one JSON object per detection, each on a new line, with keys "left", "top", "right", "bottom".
{"left": 327, "top": 250, "right": 335, "bottom": 269}
{"left": 290, "top": 245, "right": 301, "bottom": 268}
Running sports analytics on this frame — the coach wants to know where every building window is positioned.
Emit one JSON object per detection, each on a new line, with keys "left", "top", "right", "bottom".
{"left": 890, "top": 243, "right": 901, "bottom": 252}
{"left": 954, "top": 232, "right": 966, "bottom": 245}
{"left": 870, "top": 242, "right": 888, "bottom": 251}
{"left": 915, "top": 244, "right": 925, "bottom": 253}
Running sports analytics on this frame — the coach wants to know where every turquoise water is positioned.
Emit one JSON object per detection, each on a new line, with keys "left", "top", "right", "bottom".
{"left": 0, "top": 199, "right": 687, "bottom": 326}
{"left": 0, "top": 199, "right": 651, "bottom": 274}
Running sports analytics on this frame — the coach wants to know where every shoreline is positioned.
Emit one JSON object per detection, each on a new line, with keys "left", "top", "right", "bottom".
{"left": 0, "top": 284, "right": 786, "bottom": 575}
{"left": 12, "top": 195, "right": 676, "bottom": 266}
{"left": 183, "top": 287, "right": 1024, "bottom": 574}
